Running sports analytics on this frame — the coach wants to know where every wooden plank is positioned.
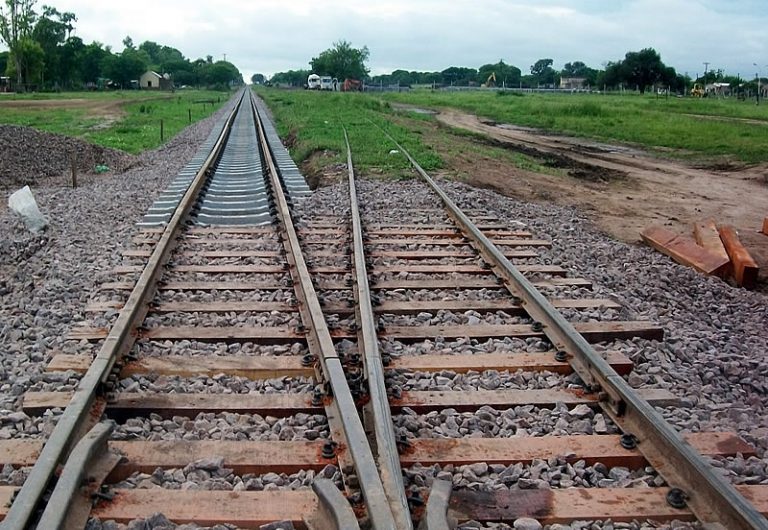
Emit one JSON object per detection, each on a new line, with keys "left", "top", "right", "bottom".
{"left": 115, "top": 264, "right": 564, "bottom": 276}
{"left": 47, "top": 354, "right": 312, "bottom": 378}
{"left": 390, "top": 388, "right": 679, "bottom": 413}
{"left": 369, "top": 278, "right": 592, "bottom": 290}
{"left": 99, "top": 277, "right": 593, "bottom": 292}
{"left": 367, "top": 250, "right": 538, "bottom": 259}
{"left": 114, "top": 265, "right": 287, "bottom": 274}
{"left": 66, "top": 321, "right": 662, "bottom": 343}
{"left": 365, "top": 228, "right": 531, "bottom": 237}
{"left": 693, "top": 218, "right": 731, "bottom": 271}
{"left": 368, "top": 298, "right": 620, "bottom": 315}
{"left": 0, "top": 432, "right": 750, "bottom": 472}
{"left": 448, "top": 486, "right": 768, "bottom": 523}
{"left": 763, "top": 217, "right": 768, "bottom": 236}
{"left": 86, "top": 298, "right": 618, "bottom": 316}
{"left": 641, "top": 225, "right": 730, "bottom": 275}
{"left": 369, "top": 264, "right": 565, "bottom": 275}
{"left": 101, "top": 281, "right": 291, "bottom": 291}
{"left": 6, "top": 486, "right": 762, "bottom": 523}
{"left": 86, "top": 301, "right": 297, "bottom": 313}
{"left": 90, "top": 489, "right": 317, "bottom": 527}
{"left": 381, "top": 321, "right": 664, "bottom": 343}
{"left": 401, "top": 432, "right": 755, "bottom": 468}
{"left": 22, "top": 392, "right": 319, "bottom": 419}
{"left": 719, "top": 224, "right": 759, "bottom": 288}
{"left": 134, "top": 238, "right": 280, "bottom": 246}
{"left": 46, "top": 350, "right": 632, "bottom": 378}
{"left": 0, "top": 439, "right": 335, "bottom": 480}
{"left": 391, "top": 351, "right": 633, "bottom": 376}
{"left": 357, "top": 238, "right": 551, "bottom": 247}
{"left": 124, "top": 249, "right": 282, "bottom": 258}
{"left": 22, "top": 388, "right": 678, "bottom": 418}
{"left": 67, "top": 326, "right": 307, "bottom": 342}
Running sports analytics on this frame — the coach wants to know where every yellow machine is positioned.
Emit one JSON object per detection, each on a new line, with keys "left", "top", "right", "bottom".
{"left": 482, "top": 72, "right": 496, "bottom": 88}
{"left": 691, "top": 83, "right": 705, "bottom": 97}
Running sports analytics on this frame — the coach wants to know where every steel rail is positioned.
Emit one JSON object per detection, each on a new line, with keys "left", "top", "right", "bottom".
{"left": 251, "top": 93, "right": 397, "bottom": 530}
{"left": 36, "top": 422, "right": 120, "bottom": 530}
{"left": 1, "top": 92, "right": 244, "bottom": 530}
{"left": 343, "top": 127, "right": 413, "bottom": 530}
{"left": 376, "top": 125, "right": 768, "bottom": 530}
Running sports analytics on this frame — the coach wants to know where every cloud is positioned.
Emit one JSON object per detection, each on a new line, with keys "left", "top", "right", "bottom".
{"left": 23, "top": 0, "right": 768, "bottom": 80}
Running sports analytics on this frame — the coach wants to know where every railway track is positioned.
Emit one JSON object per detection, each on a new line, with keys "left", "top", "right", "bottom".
{"left": 1, "top": 88, "right": 767, "bottom": 529}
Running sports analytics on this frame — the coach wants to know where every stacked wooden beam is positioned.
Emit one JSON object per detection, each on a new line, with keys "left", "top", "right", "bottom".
{"left": 641, "top": 219, "right": 759, "bottom": 288}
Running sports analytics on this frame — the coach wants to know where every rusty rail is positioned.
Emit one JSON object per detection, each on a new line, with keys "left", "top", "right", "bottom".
{"left": 343, "top": 126, "right": 413, "bottom": 529}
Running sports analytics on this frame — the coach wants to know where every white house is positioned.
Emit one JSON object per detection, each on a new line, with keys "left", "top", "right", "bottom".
{"left": 140, "top": 71, "right": 172, "bottom": 90}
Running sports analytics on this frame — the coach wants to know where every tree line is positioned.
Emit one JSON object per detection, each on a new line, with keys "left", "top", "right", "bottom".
{"left": 0, "top": 0, "right": 243, "bottom": 90}
{"left": 266, "top": 42, "right": 759, "bottom": 95}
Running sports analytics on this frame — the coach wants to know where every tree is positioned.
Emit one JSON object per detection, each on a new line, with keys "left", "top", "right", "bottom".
{"left": 477, "top": 60, "right": 521, "bottom": 87}
{"left": 32, "top": 5, "right": 76, "bottom": 87}
{"left": 78, "top": 41, "right": 108, "bottom": 84}
{"left": 310, "top": 40, "right": 369, "bottom": 80}
{"left": 530, "top": 58, "right": 557, "bottom": 87}
{"left": 57, "top": 35, "right": 84, "bottom": 87}
{"left": 0, "top": 0, "right": 37, "bottom": 86}
{"left": 621, "top": 48, "right": 667, "bottom": 93}
{"left": 6, "top": 36, "right": 43, "bottom": 85}
{"left": 199, "top": 60, "right": 241, "bottom": 87}
{"left": 101, "top": 45, "right": 147, "bottom": 88}
{"left": 561, "top": 60, "right": 598, "bottom": 86}
{"left": 250, "top": 73, "right": 265, "bottom": 84}
{"left": 441, "top": 66, "right": 477, "bottom": 86}
{"left": 270, "top": 69, "right": 310, "bottom": 87}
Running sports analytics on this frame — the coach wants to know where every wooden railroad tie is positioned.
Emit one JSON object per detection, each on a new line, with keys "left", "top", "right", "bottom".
{"left": 65, "top": 320, "right": 664, "bottom": 343}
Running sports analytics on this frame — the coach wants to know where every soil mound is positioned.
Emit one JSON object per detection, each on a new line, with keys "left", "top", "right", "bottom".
{"left": 0, "top": 125, "right": 136, "bottom": 188}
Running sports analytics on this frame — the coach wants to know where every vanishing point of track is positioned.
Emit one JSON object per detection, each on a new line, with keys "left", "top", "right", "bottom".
{"left": 1, "top": 88, "right": 767, "bottom": 529}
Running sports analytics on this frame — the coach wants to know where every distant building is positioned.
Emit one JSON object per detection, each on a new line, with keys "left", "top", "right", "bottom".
{"left": 140, "top": 71, "right": 173, "bottom": 90}
{"left": 560, "top": 77, "right": 587, "bottom": 90}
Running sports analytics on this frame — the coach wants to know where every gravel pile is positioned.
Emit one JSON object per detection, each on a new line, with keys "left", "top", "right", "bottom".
{"left": 0, "top": 98, "right": 237, "bottom": 414}
{"left": 0, "top": 124, "right": 135, "bottom": 189}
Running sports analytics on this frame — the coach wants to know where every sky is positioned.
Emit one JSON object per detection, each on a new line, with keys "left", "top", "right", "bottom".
{"left": 13, "top": 0, "right": 768, "bottom": 81}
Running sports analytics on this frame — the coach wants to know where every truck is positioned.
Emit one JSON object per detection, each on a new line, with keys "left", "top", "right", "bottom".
{"left": 307, "top": 74, "right": 321, "bottom": 90}
{"left": 320, "top": 76, "right": 334, "bottom": 90}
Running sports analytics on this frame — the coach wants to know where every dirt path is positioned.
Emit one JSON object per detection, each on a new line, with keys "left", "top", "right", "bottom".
{"left": 435, "top": 108, "right": 768, "bottom": 285}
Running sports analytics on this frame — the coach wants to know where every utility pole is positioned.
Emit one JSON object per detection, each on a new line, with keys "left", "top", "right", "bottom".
{"left": 703, "top": 62, "right": 710, "bottom": 84}
{"left": 223, "top": 53, "right": 227, "bottom": 62}
{"left": 755, "top": 63, "right": 761, "bottom": 105}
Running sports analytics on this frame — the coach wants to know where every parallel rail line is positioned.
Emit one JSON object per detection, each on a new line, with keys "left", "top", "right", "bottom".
{"left": 0, "top": 88, "right": 766, "bottom": 529}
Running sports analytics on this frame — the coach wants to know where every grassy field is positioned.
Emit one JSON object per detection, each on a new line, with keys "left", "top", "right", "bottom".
{"left": 255, "top": 88, "right": 442, "bottom": 178}
{"left": 381, "top": 90, "right": 768, "bottom": 164}
{"left": 0, "top": 89, "right": 230, "bottom": 153}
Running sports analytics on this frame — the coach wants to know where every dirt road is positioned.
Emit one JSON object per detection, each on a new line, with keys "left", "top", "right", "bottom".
{"left": 434, "top": 108, "right": 768, "bottom": 285}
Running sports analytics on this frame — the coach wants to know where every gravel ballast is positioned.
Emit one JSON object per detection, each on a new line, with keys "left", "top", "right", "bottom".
{"left": 4, "top": 113, "right": 767, "bottom": 529}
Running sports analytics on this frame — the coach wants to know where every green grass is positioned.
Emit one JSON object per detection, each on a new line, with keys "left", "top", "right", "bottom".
{"left": 255, "top": 88, "right": 442, "bottom": 178}
{"left": 379, "top": 90, "right": 768, "bottom": 164}
{"left": 0, "top": 90, "right": 231, "bottom": 153}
